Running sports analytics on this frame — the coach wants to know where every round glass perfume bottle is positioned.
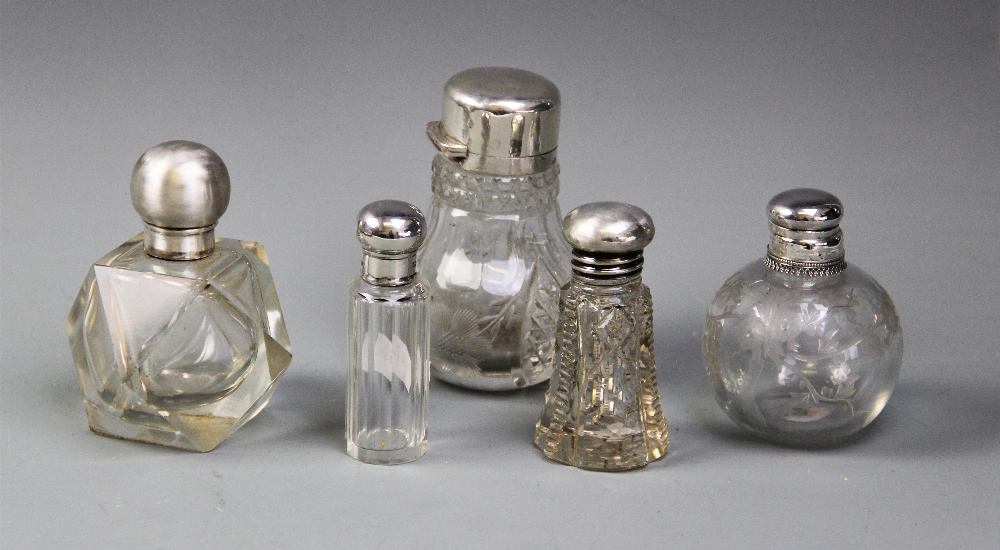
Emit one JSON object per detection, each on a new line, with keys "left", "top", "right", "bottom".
{"left": 418, "top": 67, "right": 572, "bottom": 391}
{"left": 703, "top": 189, "right": 903, "bottom": 446}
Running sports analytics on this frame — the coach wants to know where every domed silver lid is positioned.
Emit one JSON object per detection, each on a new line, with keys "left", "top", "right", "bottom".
{"left": 765, "top": 188, "right": 846, "bottom": 276}
{"left": 768, "top": 188, "right": 843, "bottom": 231}
{"left": 562, "top": 202, "right": 654, "bottom": 280}
{"left": 130, "top": 140, "right": 230, "bottom": 260}
{"left": 426, "top": 67, "right": 560, "bottom": 176}
{"left": 356, "top": 200, "right": 425, "bottom": 285}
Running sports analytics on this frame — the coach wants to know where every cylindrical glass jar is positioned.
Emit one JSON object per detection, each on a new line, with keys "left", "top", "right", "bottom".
{"left": 347, "top": 276, "right": 429, "bottom": 464}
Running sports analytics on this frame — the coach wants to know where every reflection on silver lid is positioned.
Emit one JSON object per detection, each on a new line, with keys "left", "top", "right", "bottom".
{"left": 427, "top": 67, "right": 560, "bottom": 176}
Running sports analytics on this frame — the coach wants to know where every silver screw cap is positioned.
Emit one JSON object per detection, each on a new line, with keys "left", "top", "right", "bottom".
{"left": 765, "top": 188, "right": 846, "bottom": 276}
{"left": 356, "top": 200, "right": 425, "bottom": 285}
{"left": 562, "top": 202, "right": 654, "bottom": 280}
{"left": 427, "top": 67, "right": 560, "bottom": 176}
{"left": 130, "top": 140, "right": 230, "bottom": 260}
{"left": 767, "top": 188, "right": 843, "bottom": 231}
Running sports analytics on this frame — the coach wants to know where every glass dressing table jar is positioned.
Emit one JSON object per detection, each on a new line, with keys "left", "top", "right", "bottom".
{"left": 419, "top": 67, "right": 572, "bottom": 391}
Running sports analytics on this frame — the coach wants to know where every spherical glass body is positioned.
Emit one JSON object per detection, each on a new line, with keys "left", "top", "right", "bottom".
{"left": 703, "top": 260, "right": 902, "bottom": 445}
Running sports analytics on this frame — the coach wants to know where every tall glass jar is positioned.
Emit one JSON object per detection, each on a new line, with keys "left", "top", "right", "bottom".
{"left": 419, "top": 67, "right": 572, "bottom": 391}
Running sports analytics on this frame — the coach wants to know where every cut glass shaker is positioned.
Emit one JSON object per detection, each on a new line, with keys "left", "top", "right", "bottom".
{"left": 536, "top": 202, "right": 669, "bottom": 470}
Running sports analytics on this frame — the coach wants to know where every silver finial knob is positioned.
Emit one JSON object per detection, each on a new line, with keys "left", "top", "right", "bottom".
{"left": 765, "top": 188, "right": 846, "bottom": 276}
{"left": 426, "top": 67, "right": 560, "bottom": 176}
{"left": 356, "top": 200, "right": 425, "bottom": 285}
{"left": 130, "top": 140, "right": 230, "bottom": 260}
{"left": 562, "top": 202, "right": 654, "bottom": 280}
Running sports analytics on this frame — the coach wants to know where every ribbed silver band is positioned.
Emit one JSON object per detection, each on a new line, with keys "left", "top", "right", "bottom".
{"left": 764, "top": 251, "right": 846, "bottom": 277}
{"left": 571, "top": 250, "right": 643, "bottom": 283}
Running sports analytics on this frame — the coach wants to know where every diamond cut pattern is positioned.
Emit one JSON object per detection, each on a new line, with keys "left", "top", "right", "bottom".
{"left": 535, "top": 279, "right": 668, "bottom": 470}
{"left": 430, "top": 155, "right": 560, "bottom": 214}
{"left": 68, "top": 237, "right": 291, "bottom": 451}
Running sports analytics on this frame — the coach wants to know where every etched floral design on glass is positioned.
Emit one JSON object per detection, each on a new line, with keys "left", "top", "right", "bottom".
{"left": 703, "top": 261, "right": 902, "bottom": 445}
{"left": 419, "top": 156, "right": 571, "bottom": 390}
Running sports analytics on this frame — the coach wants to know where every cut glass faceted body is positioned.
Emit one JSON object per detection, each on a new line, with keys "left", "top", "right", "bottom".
{"left": 535, "top": 277, "right": 668, "bottom": 470}
{"left": 67, "top": 234, "right": 292, "bottom": 452}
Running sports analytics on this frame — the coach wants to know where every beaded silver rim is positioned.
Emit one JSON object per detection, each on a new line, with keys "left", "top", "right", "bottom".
{"left": 764, "top": 252, "right": 846, "bottom": 277}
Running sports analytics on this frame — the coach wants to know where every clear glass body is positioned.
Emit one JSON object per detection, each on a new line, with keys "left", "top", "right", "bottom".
{"left": 346, "top": 273, "right": 430, "bottom": 465}
{"left": 703, "top": 260, "right": 903, "bottom": 446}
{"left": 535, "top": 275, "right": 668, "bottom": 471}
{"left": 418, "top": 155, "right": 572, "bottom": 391}
{"left": 66, "top": 234, "right": 292, "bottom": 452}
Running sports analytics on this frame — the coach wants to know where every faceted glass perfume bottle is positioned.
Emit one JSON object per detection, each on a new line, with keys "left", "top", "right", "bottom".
{"left": 535, "top": 202, "right": 668, "bottom": 471}
{"left": 418, "top": 67, "right": 572, "bottom": 391}
{"left": 66, "top": 140, "right": 292, "bottom": 452}
{"left": 347, "top": 201, "right": 430, "bottom": 465}
{"left": 703, "top": 189, "right": 903, "bottom": 446}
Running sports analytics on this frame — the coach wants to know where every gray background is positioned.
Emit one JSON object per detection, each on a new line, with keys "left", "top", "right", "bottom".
{"left": 2, "top": 1, "right": 999, "bottom": 548}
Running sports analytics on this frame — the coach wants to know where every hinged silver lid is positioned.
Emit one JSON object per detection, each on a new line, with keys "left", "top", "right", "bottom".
{"left": 427, "top": 67, "right": 560, "bottom": 176}
{"left": 765, "top": 188, "right": 846, "bottom": 276}
{"left": 356, "top": 200, "right": 425, "bottom": 285}
{"left": 562, "top": 202, "right": 654, "bottom": 280}
{"left": 130, "top": 140, "right": 230, "bottom": 260}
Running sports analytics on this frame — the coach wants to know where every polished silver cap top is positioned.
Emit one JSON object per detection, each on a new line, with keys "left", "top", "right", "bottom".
{"left": 767, "top": 188, "right": 843, "bottom": 231}
{"left": 765, "top": 188, "right": 846, "bottom": 276}
{"left": 130, "top": 140, "right": 230, "bottom": 260}
{"left": 356, "top": 200, "right": 425, "bottom": 285}
{"left": 563, "top": 201, "right": 654, "bottom": 253}
{"left": 356, "top": 200, "right": 425, "bottom": 254}
{"left": 427, "top": 67, "right": 560, "bottom": 176}
{"left": 563, "top": 202, "right": 654, "bottom": 280}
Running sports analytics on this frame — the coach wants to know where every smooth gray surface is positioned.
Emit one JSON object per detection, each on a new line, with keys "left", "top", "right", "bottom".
{"left": 2, "top": 1, "right": 998, "bottom": 548}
